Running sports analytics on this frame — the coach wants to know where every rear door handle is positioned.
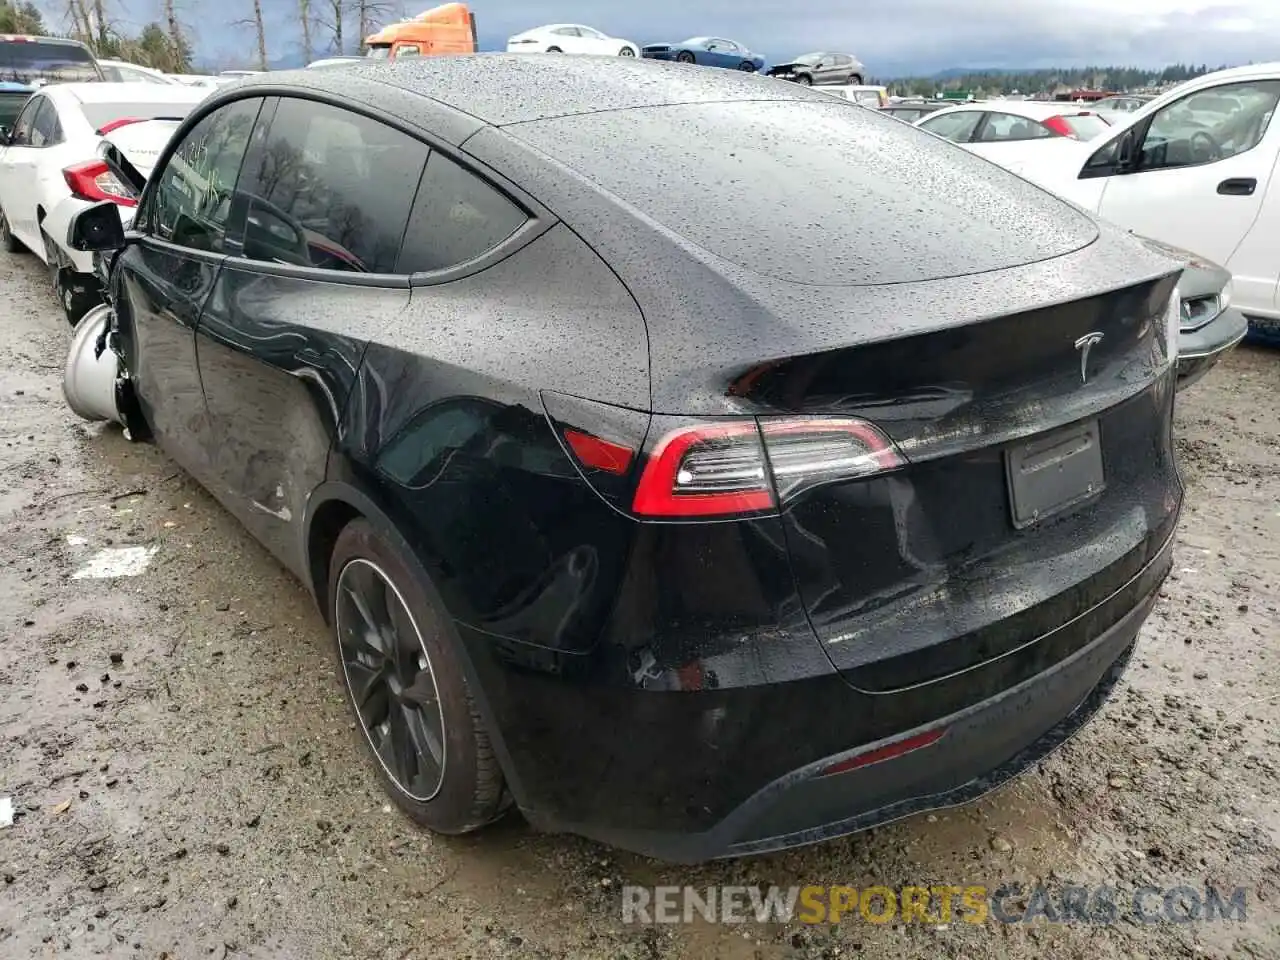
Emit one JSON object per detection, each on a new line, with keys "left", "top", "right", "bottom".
{"left": 1217, "top": 177, "right": 1258, "bottom": 196}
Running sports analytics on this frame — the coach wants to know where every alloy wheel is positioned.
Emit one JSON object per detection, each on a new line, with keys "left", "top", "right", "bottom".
{"left": 336, "top": 558, "right": 446, "bottom": 802}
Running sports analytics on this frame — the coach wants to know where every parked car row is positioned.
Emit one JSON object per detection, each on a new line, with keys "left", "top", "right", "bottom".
{"left": 45, "top": 54, "right": 1199, "bottom": 865}
{"left": 500, "top": 23, "right": 863, "bottom": 80}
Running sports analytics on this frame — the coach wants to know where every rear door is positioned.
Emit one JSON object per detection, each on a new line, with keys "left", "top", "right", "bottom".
{"left": 0, "top": 95, "right": 44, "bottom": 243}
{"left": 916, "top": 109, "right": 983, "bottom": 144}
{"left": 195, "top": 96, "right": 424, "bottom": 572}
{"left": 1091, "top": 78, "right": 1280, "bottom": 276}
{"left": 968, "top": 109, "right": 1061, "bottom": 175}
{"left": 112, "top": 96, "right": 264, "bottom": 479}
{"left": 1, "top": 95, "right": 67, "bottom": 246}
{"left": 825, "top": 54, "right": 852, "bottom": 85}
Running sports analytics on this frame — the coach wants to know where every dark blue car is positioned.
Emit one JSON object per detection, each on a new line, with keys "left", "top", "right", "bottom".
{"left": 641, "top": 37, "right": 765, "bottom": 72}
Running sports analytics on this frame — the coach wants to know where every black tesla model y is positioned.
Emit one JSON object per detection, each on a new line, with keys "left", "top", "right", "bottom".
{"left": 64, "top": 55, "right": 1184, "bottom": 863}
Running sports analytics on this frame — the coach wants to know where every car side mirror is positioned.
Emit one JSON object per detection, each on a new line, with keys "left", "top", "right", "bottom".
{"left": 68, "top": 200, "right": 128, "bottom": 253}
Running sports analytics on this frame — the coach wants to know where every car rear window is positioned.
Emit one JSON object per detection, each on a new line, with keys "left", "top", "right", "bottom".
{"left": 510, "top": 99, "right": 1097, "bottom": 286}
{"left": 0, "top": 40, "right": 99, "bottom": 83}
{"left": 1058, "top": 113, "right": 1110, "bottom": 139}
{"left": 81, "top": 100, "right": 199, "bottom": 131}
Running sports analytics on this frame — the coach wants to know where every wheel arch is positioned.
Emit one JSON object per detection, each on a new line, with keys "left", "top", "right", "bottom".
{"left": 303, "top": 479, "right": 393, "bottom": 623}
{"left": 301, "top": 475, "right": 530, "bottom": 808}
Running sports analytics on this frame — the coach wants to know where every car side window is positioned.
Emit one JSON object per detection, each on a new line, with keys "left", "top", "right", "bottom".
{"left": 236, "top": 97, "right": 428, "bottom": 274}
{"left": 397, "top": 44, "right": 421, "bottom": 57}
{"left": 1137, "top": 80, "right": 1280, "bottom": 171}
{"left": 919, "top": 111, "right": 982, "bottom": 143}
{"left": 149, "top": 98, "right": 262, "bottom": 252}
{"left": 30, "top": 99, "right": 61, "bottom": 147}
{"left": 8, "top": 98, "right": 41, "bottom": 146}
{"left": 396, "top": 150, "right": 528, "bottom": 274}
{"left": 834, "top": 55, "right": 851, "bottom": 67}
{"left": 553, "top": 27, "right": 580, "bottom": 37}
{"left": 976, "top": 112, "right": 1054, "bottom": 142}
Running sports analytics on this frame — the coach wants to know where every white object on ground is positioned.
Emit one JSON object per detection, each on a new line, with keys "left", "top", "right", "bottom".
{"left": 71, "top": 546, "right": 158, "bottom": 580}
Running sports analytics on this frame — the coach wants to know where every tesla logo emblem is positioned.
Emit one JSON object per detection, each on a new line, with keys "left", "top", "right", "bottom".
{"left": 1074, "top": 332, "right": 1105, "bottom": 384}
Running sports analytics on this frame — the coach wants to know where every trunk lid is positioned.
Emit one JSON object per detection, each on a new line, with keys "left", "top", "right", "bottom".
{"left": 747, "top": 273, "right": 1182, "bottom": 689}
{"left": 101, "top": 118, "right": 183, "bottom": 180}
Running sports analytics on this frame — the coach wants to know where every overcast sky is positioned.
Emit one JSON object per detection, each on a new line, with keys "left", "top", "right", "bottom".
{"left": 53, "top": 0, "right": 1280, "bottom": 73}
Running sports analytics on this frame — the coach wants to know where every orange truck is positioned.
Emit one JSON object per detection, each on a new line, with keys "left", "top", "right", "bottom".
{"left": 364, "top": 2, "right": 478, "bottom": 60}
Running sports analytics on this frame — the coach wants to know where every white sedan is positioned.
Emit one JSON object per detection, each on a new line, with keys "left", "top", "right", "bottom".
{"left": 506, "top": 24, "right": 640, "bottom": 57}
{"left": 1016, "top": 63, "right": 1280, "bottom": 326}
{"left": 0, "top": 82, "right": 208, "bottom": 323}
{"left": 912, "top": 101, "right": 1109, "bottom": 178}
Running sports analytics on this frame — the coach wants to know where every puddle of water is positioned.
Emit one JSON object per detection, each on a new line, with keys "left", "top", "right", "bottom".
{"left": 70, "top": 545, "right": 158, "bottom": 580}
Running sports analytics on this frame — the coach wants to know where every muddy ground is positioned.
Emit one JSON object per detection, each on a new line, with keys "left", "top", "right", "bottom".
{"left": 0, "top": 248, "right": 1277, "bottom": 960}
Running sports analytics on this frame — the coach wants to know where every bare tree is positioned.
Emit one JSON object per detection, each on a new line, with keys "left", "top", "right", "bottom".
{"left": 91, "top": 0, "right": 108, "bottom": 50}
{"left": 298, "top": 0, "right": 313, "bottom": 65}
{"left": 163, "top": 0, "right": 183, "bottom": 62}
{"left": 64, "top": 0, "right": 89, "bottom": 41}
{"left": 317, "top": 0, "right": 343, "bottom": 54}
{"left": 234, "top": 0, "right": 267, "bottom": 70}
{"left": 355, "top": 0, "right": 393, "bottom": 51}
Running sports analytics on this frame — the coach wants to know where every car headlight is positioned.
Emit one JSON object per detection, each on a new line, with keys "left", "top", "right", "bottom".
{"left": 1179, "top": 279, "right": 1231, "bottom": 333}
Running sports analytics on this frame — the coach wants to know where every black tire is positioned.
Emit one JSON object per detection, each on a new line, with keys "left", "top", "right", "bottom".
{"left": 676, "top": 50, "right": 695, "bottom": 64}
{"left": 795, "top": 73, "right": 813, "bottom": 85}
{"left": 0, "top": 207, "right": 24, "bottom": 253}
{"left": 546, "top": 46, "right": 561, "bottom": 53}
{"left": 850, "top": 74, "right": 864, "bottom": 85}
{"left": 738, "top": 60, "right": 757, "bottom": 72}
{"left": 55, "top": 268, "right": 102, "bottom": 327}
{"left": 618, "top": 46, "right": 635, "bottom": 57}
{"left": 328, "top": 518, "right": 506, "bottom": 834}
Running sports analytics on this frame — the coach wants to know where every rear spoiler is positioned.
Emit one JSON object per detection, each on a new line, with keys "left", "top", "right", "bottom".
{"left": 93, "top": 114, "right": 187, "bottom": 136}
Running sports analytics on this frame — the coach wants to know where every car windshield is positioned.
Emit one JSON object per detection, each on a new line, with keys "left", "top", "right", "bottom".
{"left": 82, "top": 100, "right": 199, "bottom": 131}
{"left": 1058, "top": 113, "right": 1111, "bottom": 139}
{"left": 0, "top": 40, "right": 100, "bottom": 84}
{"left": 793, "top": 53, "right": 824, "bottom": 65}
{"left": 366, "top": 46, "right": 391, "bottom": 60}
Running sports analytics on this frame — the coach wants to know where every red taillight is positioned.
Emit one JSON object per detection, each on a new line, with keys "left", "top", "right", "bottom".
{"left": 62, "top": 160, "right": 136, "bottom": 207}
{"left": 563, "top": 428, "right": 633, "bottom": 475}
{"left": 631, "top": 417, "right": 904, "bottom": 519}
{"left": 1042, "top": 115, "right": 1073, "bottom": 137}
{"left": 633, "top": 422, "right": 774, "bottom": 517}
{"left": 95, "top": 117, "right": 144, "bottom": 135}
{"left": 818, "top": 727, "right": 947, "bottom": 778}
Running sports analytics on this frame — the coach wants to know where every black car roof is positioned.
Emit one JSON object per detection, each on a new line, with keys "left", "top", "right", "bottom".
{"left": 232, "top": 54, "right": 814, "bottom": 127}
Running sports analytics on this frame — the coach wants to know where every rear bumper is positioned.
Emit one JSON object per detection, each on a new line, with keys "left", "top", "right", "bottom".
{"left": 721, "top": 583, "right": 1150, "bottom": 859}
{"left": 485, "top": 529, "right": 1172, "bottom": 863}
{"left": 1177, "top": 306, "right": 1248, "bottom": 389}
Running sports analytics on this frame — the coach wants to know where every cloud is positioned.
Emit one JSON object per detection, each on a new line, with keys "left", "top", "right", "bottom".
{"left": 58, "top": 0, "right": 1280, "bottom": 73}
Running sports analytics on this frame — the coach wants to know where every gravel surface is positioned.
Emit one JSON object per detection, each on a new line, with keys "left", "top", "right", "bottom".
{"left": 0, "top": 249, "right": 1277, "bottom": 959}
